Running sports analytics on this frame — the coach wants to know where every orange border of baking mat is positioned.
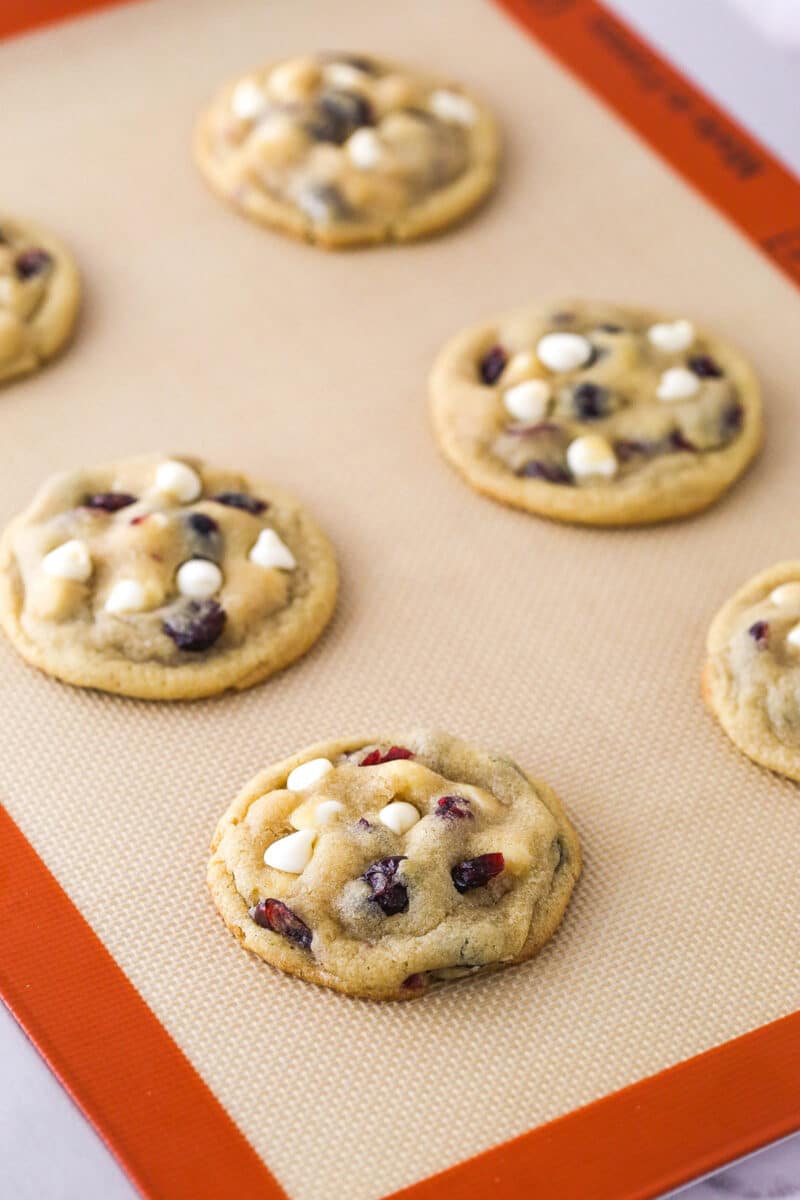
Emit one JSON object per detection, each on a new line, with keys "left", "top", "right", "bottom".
{"left": 1, "top": 2, "right": 800, "bottom": 1198}
{"left": 2, "top": 801, "right": 799, "bottom": 1200}
{"left": 493, "top": 0, "right": 800, "bottom": 290}
{"left": 0, "top": 807, "right": 287, "bottom": 1200}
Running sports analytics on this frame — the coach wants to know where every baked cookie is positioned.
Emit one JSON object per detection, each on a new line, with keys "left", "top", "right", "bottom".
{"left": 0, "top": 454, "right": 337, "bottom": 699}
{"left": 0, "top": 217, "right": 80, "bottom": 385}
{"left": 430, "top": 300, "right": 762, "bottom": 526}
{"left": 208, "top": 731, "right": 581, "bottom": 1000}
{"left": 704, "top": 563, "right": 800, "bottom": 780}
{"left": 194, "top": 53, "right": 498, "bottom": 248}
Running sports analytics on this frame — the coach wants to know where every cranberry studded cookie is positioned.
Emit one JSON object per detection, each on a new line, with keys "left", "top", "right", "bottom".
{"left": 194, "top": 53, "right": 499, "bottom": 248}
{"left": 703, "top": 563, "right": 800, "bottom": 780}
{"left": 0, "top": 217, "right": 80, "bottom": 385}
{"left": 0, "top": 455, "right": 337, "bottom": 699}
{"left": 208, "top": 731, "right": 581, "bottom": 1000}
{"left": 430, "top": 300, "right": 762, "bottom": 526}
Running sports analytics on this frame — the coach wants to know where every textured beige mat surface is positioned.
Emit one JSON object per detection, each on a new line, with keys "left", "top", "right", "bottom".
{"left": 0, "top": 1, "right": 798, "bottom": 1198}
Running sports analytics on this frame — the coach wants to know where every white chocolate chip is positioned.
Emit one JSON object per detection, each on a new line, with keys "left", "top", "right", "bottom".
{"left": 289, "top": 797, "right": 345, "bottom": 831}
{"left": 154, "top": 460, "right": 202, "bottom": 503}
{"left": 503, "top": 379, "right": 551, "bottom": 423}
{"left": 105, "top": 579, "right": 148, "bottom": 614}
{"left": 657, "top": 367, "right": 700, "bottom": 401}
{"left": 230, "top": 79, "right": 268, "bottom": 120}
{"left": 249, "top": 528, "right": 296, "bottom": 571}
{"left": 42, "top": 539, "right": 92, "bottom": 582}
{"left": 378, "top": 800, "right": 420, "bottom": 835}
{"left": 286, "top": 757, "right": 334, "bottom": 792}
{"left": 770, "top": 583, "right": 800, "bottom": 608}
{"left": 347, "top": 127, "right": 383, "bottom": 170}
{"left": 176, "top": 559, "right": 223, "bottom": 600}
{"left": 566, "top": 435, "right": 618, "bottom": 480}
{"left": 787, "top": 623, "right": 800, "bottom": 650}
{"left": 537, "top": 332, "right": 593, "bottom": 372}
{"left": 429, "top": 89, "right": 477, "bottom": 125}
{"left": 264, "top": 828, "right": 316, "bottom": 873}
{"left": 176, "top": 556, "right": 222, "bottom": 598}
{"left": 324, "top": 62, "right": 366, "bottom": 90}
{"left": 647, "top": 319, "right": 695, "bottom": 354}
{"left": 312, "top": 799, "right": 345, "bottom": 825}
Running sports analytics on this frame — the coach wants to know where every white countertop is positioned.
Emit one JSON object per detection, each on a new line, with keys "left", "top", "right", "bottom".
{"left": 1, "top": 1, "right": 798, "bottom": 1196}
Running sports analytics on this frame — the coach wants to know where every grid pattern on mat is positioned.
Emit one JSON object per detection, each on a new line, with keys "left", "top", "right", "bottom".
{"left": 0, "top": 1, "right": 798, "bottom": 1198}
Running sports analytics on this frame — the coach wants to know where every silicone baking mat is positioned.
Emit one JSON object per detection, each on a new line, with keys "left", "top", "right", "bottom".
{"left": 0, "top": 2, "right": 798, "bottom": 1198}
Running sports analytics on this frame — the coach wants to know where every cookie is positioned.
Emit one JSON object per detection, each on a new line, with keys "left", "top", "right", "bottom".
{"left": 208, "top": 731, "right": 581, "bottom": 1000}
{"left": 0, "top": 454, "right": 337, "bottom": 700}
{"left": 704, "top": 562, "right": 800, "bottom": 780}
{"left": 194, "top": 53, "right": 498, "bottom": 248}
{"left": 0, "top": 217, "right": 80, "bottom": 385}
{"left": 430, "top": 300, "right": 762, "bottom": 526}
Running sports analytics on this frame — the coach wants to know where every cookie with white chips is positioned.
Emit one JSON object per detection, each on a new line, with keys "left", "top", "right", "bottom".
{"left": 0, "top": 455, "right": 337, "bottom": 699}
{"left": 430, "top": 300, "right": 762, "bottom": 526}
{"left": 0, "top": 216, "right": 80, "bottom": 385}
{"left": 208, "top": 731, "right": 581, "bottom": 1000}
{"left": 704, "top": 563, "right": 800, "bottom": 780}
{"left": 194, "top": 53, "right": 498, "bottom": 248}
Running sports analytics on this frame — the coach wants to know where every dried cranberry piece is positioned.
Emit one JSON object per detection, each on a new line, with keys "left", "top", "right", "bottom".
{"left": 614, "top": 439, "right": 653, "bottom": 463}
{"left": 186, "top": 512, "right": 219, "bottom": 536}
{"left": 212, "top": 491, "right": 267, "bottom": 515}
{"left": 310, "top": 90, "right": 373, "bottom": 143}
{"left": 451, "top": 853, "right": 505, "bottom": 894}
{"left": 359, "top": 746, "right": 414, "bottom": 767}
{"left": 15, "top": 248, "right": 52, "bottom": 280}
{"left": 363, "top": 856, "right": 409, "bottom": 915}
{"left": 250, "top": 899, "right": 312, "bottom": 948}
{"left": 748, "top": 620, "right": 769, "bottom": 648}
{"left": 517, "top": 460, "right": 571, "bottom": 484}
{"left": 571, "top": 382, "right": 612, "bottom": 420}
{"left": 688, "top": 355, "right": 723, "bottom": 378}
{"left": 479, "top": 345, "right": 507, "bottom": 385}
{"left": 163, "top": 600, "right": 225, "bottom": 651}
{"left": 722, "top": 403, "right": 743, "bottom": 435}
{"left": 669, "top": 430, "right": 697, "bottom": 453}
{"left": 356, "top": 817, "right": 374, "bottom": 831}
{"left": 402, "top": 972, "right": 428, "bottom": 990}
{"left": 83, "top": 492, "right": 137, "bottom": 513}
{"left": 436, "top": 795, "right": 473, "bottom": 820}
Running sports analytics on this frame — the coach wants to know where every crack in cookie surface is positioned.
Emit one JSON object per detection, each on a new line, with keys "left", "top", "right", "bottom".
{"left": 0, "top": 217, "right": 80, "bottom": 384}
{"left": 0, "top": 454, "right": 337, "bottom": 699}
{"left": 430, "top": 300, "right": 762, "bottom": 526}
{"left": 208, "top": 731, "right": 581, "bottom": 1000}
{"left": 194, "top": 53, "right": 499, "bottom": 247}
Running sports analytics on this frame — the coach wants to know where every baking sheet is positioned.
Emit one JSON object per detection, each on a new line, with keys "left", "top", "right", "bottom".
{"left": 0, "top": 1, "right": 798, "bottom": 1198}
